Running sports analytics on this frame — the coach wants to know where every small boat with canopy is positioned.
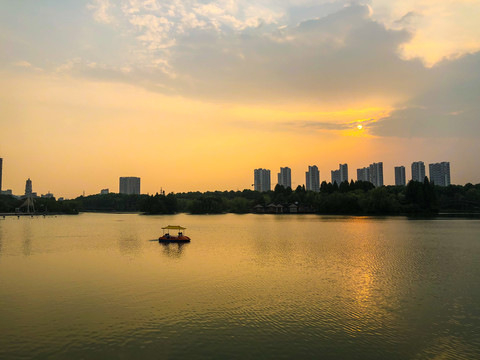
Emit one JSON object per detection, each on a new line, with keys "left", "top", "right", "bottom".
{"left": 159, "top": 225, "right": 191, "bottom": 243}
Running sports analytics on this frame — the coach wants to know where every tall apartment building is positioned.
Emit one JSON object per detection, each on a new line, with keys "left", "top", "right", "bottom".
{"left": 369, "top": 162, "right": 384, "bottom": 187}
{"left": 254, "top": 168, "right": 271, "bottom": 192}
{"left": 331, "top": 164, "right": 348, "bottom": 184}
{"left": 277, "top": 167, "right": 292, "bottom": 189}
{"left": 0, "top": 157, "right": 2, "bottom": 192}
{"left": 306, "top": 165, "right": 320, "bottom": 192}
{"left": 357, "top": 162, "right": 383, "bottom": 187}
{"left": 429, "top": 162, "right": 451, "bottom": 186}
{"left": 394, "top": 166, "right": 406, "bottom": 186}
{"left": 411, "top": 161, "right": 426, "bottom": 183}
{"left": 119, "top": 177, "right": 141, "bottom": 195}
{"left": 357, "top": 167, "right": 370, "bottom": 182}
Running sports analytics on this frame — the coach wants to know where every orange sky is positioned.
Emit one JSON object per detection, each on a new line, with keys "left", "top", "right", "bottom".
{"left": 1, "top": 1, "right": 479, "bottom": 197}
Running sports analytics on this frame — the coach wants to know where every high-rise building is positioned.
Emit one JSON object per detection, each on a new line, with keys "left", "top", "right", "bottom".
{"left": 331, "top": 170, "right": 340, "bottom": 185}
{"left": 357, "top": 162, "right": 383, "bottom": 186}
{"left": 395, "top": 166, "right": 406, "bottom": 186}
{"left": 0, "top": 157, "right": 3, "bottom": 192}
{"left": 119, "top": 177, "right": 141, "bottom": 195}
{"left": 411, "top": 161, "right": 426, "bottom": 182}
{"left": 254, "top": 168, "right": 271, "bottom": 192}
{"left": 306, "top": 165, "right": 320, "bottom": 192}
{"left": 357, "top": 167, "right": 370, "bottom": 182}
{"left": 429, "top": 162, "right": 451, "bottom": 186}
{"left": 25, "top": 178, "right": 32, "bottom": 196}
{"left": 369, "top": 162, "right": 384, "bottom": 187}
{"left": 331, "top": 163, "right": 348, "bottom": 184}
{"left": 277, "top": 167, "right": 292, "bottom": 189}
{"left": 339, "top": 164, "right": 348, "bottom": 183}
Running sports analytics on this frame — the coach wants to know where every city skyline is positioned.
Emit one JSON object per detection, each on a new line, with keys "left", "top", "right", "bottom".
{"left": 0, "top": 154, "right": 460, "bottom": 197}
{"left": 1, "top": 1, "right": 480, "bottom": 197}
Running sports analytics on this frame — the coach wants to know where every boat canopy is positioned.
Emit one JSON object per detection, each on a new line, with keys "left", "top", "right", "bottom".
{"left": 162, "top": 225, "right": 186, "bottom": 230}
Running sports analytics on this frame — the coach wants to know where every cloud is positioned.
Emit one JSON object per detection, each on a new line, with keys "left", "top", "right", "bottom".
{"left": 11, "top": 60, "right": 43, "bottom": 72}
{"left": 76, "top": 3, "right": 427, "bottom": 108}
{"left": 12, "top": 60, "right": 33, "bottom": 68}
{"left": 88, "top": 0, "right": 114, "bottom": 24}
{"left": 371, "top": 51, "right": 480, "bottom": 137}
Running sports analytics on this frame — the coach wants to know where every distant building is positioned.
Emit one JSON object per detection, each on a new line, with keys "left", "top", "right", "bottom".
{"left": 411, "top": 161, "right": 426, "bottom": 182}
{"left": 1, "top": 189, "right": 12, "bottom": 195}
{"left": 331, "top": 170, "right": 339, "bottom": 185}
{"left": 25, "top": 178, "right": 33, "bottom": 196}
{"left": 395, "top": 166, "right": 406, "bottom": 186}
{"left": 100, "top": 189, "right": 109, "bottom": 195}
{"left": 369, "top": 162, "right": 384, "bottom": 187}
{"left": 306, "top": 165, "right": 320, "bottom": 192}
{"left": 331, "top": 163, "right": 348, "bottom": 184}
{"left": 429, "top": 162, "right": 451, "bottom": 186}
{"left": 277, "top": 167, "right": 292, "bottom": 189}
{"left": 357, "top": 162, "right": 383, "bottom": 187}
{"left": 41, "top": 192, "right": 54, "bottom": 199}
{"left": 0, "top": 157, "right": 3, "bottom": 192}
{"left": 357, "top": 167, "right": 370, "bottom": 182}
{"left": 119, "top": 177, "right": 141, "bottom": 195}
{"left": 254, "top": 168, "right": 271, "bottom": 192}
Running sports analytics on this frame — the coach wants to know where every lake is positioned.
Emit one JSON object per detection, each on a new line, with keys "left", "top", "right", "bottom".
{"left": 1, "top": 213, "right": 479, "bottom": 359}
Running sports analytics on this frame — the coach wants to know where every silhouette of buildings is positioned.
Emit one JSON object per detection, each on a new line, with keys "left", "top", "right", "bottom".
{"left": 411, "top": 161, "right": 426, "bottom": 182}
{"left": 25, "top": 178, "right": 33, "bottom": 196}
{"left": 369, "top": 162, "right": 384, "bottom": 187}
{"left": 306, "top": 165, "right": 320, "bottom": 192}
{"left": 357, "top": 167, "right": 370, "bottom": 182}
{"left": 395, "top": 166, "right": 406, "bottom": 186}
{"left": 277, "top": 167, "right": 292, "bottom": 189}
{"left": 119, "top": 177, "right": 141, "bottom": 195}
{"left": 357, "top": 162, "right": 383, "bottom": 187}
{"left": 429, "top": 162, "right": 451, "bottom": 186}
{"left": 331, "top": 163, "right": 348, "bottom": 184}
{"left": 100, "top": 189, "right": 109, "bottom": 195}
{"left": 254, "top": 168, "right": 271, "bottom": 192}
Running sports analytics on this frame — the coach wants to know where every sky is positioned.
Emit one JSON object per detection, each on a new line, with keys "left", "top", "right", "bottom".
{"left": 1, "top": 0, "right": 479, "bottom": 198}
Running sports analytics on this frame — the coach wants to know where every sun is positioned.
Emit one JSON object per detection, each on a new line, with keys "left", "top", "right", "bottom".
{"left": 357, "top": 124, "right": 363, "bottom": 130}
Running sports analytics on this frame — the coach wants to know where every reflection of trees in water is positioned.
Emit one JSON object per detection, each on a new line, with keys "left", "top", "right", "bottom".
{"left": 23, "top": 219, "right": 32, "bottom": 256}
{"left": 161, "top": 243, "right": 187, "bottom": 258}
{"left": 0, "top": 222, "right": 3, "bottom": 257}
{"left": 117, "top": 222, "right": 142, "bottom": 256}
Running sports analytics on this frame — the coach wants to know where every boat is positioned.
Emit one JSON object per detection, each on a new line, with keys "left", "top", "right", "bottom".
{"left": 159, "top": 225, "right": 191, "bottom": 243}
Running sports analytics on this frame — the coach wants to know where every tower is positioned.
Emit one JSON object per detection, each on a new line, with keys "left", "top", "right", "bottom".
{"left": 306, "top": 165, "right": 320, "bottom": 192}
{"left": 411, "top": 161, "right": 426, "bottom": 182}
{"left": 429, "top": 162, "right": 451, "bottom": 186}
{"left": 25, "top": 178, "right": 32, "bottom": 196}
{"left": 119, "top": 177, "right": 141, "bottom": 195}
{"left": 277, "top": 167, "right": 292, "bottom": 189}
{"left": 394, "top": 166, "right": 406, "bottom": 186}
{"left": 254, "top": 168, "right": 271, "bottom": 192}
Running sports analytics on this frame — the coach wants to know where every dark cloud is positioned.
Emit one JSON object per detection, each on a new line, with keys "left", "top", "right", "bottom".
{"left": 371, "top": 51, "right": 480, "bottom": 137}
{"left": 162, "top": 4, "right": 426, "bottom": 104}
{"left": 62, "top": 4, "right": 426, "bottom": 107}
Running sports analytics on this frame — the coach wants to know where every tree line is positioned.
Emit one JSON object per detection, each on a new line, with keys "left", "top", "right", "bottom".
{"left": 2, "top": 180, "right": 479, "bottom": 215}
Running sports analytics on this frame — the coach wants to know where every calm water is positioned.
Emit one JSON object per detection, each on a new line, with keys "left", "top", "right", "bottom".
{"left": 1, "top": 213, "right": 480, "bottom": 359}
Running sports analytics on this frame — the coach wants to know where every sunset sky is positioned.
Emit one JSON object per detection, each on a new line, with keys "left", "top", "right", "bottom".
{"left": 1, "top": 0, "right": 480, "bottom": 198}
